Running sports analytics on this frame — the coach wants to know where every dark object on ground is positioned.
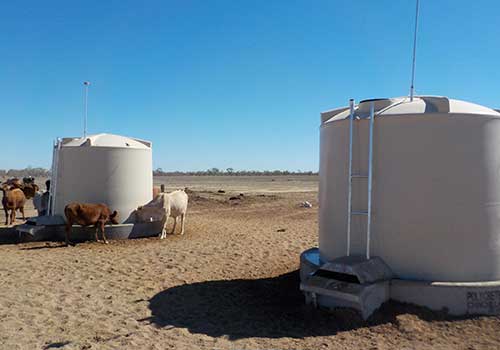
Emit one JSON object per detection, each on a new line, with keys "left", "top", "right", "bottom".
{"left": 277, "top": 228, "right": 286, "bottom": 232}
{"left": 218, "top": 190, "right": 225, "bottom": 194}
{"left": 229, "top": 196, "right": 240, "bottom": 200}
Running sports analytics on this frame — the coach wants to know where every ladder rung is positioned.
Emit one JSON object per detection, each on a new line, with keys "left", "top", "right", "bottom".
{"left": 351, "top": 173, "right": 368, "bottom": 178}
{"left": 352, "top": 211, "right": 368, "bottom": 216}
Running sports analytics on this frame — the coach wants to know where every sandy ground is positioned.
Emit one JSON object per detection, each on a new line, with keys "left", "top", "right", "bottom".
{"left": 1, "top": 177, "right": 500, "bottom": 349}
{"left": 154, "top": 175, "right": 319, "bottom": 193}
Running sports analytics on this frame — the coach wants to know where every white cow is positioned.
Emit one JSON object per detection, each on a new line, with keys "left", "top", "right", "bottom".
{"left": 135, "top": 189, "right": 189, "bottom": 239}
{"left": 33, "top": 191, "right": 50, "bottom": 216}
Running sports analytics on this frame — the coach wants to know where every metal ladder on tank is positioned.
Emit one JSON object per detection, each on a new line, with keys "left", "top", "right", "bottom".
{"left": 346, "top": 99, "right": 375, "bottom": 260}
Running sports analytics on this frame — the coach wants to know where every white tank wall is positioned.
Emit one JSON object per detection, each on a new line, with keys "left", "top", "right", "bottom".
{"left": 319, "top": 112, "right": 500, "bottom": 282}
{"left": 53, "top": 146, "right": 152, "bottom": 224}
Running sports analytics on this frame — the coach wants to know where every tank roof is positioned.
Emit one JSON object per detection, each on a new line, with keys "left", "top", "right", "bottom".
{"left": 60, "top": 133, "right": 151, "bottom": 149}
{"left": 322, "top": 96, "right": 500, "bottom": 124}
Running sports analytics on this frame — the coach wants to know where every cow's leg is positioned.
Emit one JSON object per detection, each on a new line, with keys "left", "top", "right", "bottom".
{"left": 160, "top": 217, "right": 168, "bottom": 239}
{"left": 4, "top": 208, "right": 9, "bottom": 225}
{"left": 10, "top": 209, "right": 16, "bottom": 225}
{"left": 20, "top": 206, "right": 25, "bottom": 220}
{"left": 100, "top": 221, "right": 109, "bottom": 244}
{"left": 65, "top": 222, "right": 73, "bottom": 246}
{"left": 171, "top": 216, "right": 177, "bottom": 234}
{"left": 180, "top": 213, "right": 186, "bottom": 235}
{"left": 94, "top": 225, "right": 100, "bottom": 242}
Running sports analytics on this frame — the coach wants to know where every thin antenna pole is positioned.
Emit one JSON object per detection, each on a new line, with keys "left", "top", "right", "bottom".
{"left": 346, "top": 98, "right": 355, "bottom": 256}
{"left": 83, "top": 81, "right": 90, "bottom": 138}
{"left": 410, "top": 0, "right": 420, "bottom": 101}
{"left": 366, "top": 101, "right": 375, "bottom": 260}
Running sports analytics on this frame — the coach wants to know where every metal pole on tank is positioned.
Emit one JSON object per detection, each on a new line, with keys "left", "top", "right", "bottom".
{"left": 83, "top": 81, "right": 90, "bottom": 138}
{"left": 409, "top": 0, "right": 420, "bottom": 101}
{"left": 366, "top": 101, "right": 375, "bottom": 260}
{"left": 346, "top": 99, "right": 355, "bottom": 256}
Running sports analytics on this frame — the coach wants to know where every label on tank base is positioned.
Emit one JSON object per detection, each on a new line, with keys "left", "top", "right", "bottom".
{"left": 466, "top": 290, "right": 500, "bottom": 315}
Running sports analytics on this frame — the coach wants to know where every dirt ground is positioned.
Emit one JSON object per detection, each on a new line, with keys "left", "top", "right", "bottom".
{"left": 154, "top": 175, "right": 319, "bottom": 193}
{"left": 1, "top": 176, "right": 500, "bottom": 349}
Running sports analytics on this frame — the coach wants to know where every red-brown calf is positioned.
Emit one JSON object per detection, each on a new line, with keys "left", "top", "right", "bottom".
{"left": 1, "top": 184, "right": 26, "bottom": 225}
{"left": 64, "top": 203, "right": 119, "bottom": 246}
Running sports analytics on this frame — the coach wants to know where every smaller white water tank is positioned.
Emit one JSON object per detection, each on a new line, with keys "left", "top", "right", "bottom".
{"left": 51, "top": 133, "right": 153, "bottom": 223}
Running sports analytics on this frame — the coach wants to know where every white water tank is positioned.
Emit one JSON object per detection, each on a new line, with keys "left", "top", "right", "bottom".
{"left": 319, "top": 96, "right": 500, "bottom": 282}
{"left": 51, "top": 133, "right": 152, "bottom": 223}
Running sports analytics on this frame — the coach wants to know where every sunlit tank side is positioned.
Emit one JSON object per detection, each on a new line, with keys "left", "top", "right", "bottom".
{"left": 51, "top": 133, "right": 153, "bottom": 224}
{"left": 319, "top": 96, "right": 500, "bottom": 282}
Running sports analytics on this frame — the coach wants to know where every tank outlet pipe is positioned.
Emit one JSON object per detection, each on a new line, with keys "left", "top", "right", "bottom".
{"left": 346, "top": 98, "right": 355, "bottom": 256}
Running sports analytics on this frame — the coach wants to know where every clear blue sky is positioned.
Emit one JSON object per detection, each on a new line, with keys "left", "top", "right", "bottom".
{"left": 1, "top": 0, "right": 499, "bottom": 171}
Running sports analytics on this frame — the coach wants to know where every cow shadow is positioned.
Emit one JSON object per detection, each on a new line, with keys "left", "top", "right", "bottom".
{"left": 145, "top": 270, "right": 460, "bottom": 340}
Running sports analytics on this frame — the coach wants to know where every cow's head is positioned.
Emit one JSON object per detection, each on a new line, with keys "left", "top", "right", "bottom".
{"left": 21, "top": 183, "right": 39, "bottom": 199}
{"left": 0, "top": 183, "right": 9, "bottom": 194}
{"left": 110, "top": 210, "right": 119, "bottom": 224}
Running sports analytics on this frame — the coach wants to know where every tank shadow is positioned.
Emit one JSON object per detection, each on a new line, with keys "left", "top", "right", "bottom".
{"left": 147, "top": 270, "right": 338, "bottom": 339}
{"left": 145, "top": 270, "right": 472, "bottom": 339}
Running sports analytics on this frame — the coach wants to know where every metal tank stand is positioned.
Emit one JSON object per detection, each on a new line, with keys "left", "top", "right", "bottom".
{"left": 347, "top": 99, "right": 375, "bottom": 259}
{"left": 300, "top": 252, "right": 393, "bottom": 320}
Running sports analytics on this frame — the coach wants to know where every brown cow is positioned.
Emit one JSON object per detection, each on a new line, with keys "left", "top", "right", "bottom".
{"left": 3, "top": 178, "right": 23, "bottom": 189}
{"left": 153, "top": 186, "right": 161, "bottom": 198}
{"left": 64, "top": 203, "right": 119, "bottom": 246}
{"left": 21, "top": 183, "right": 39, "bottom": 199}
{"left": 1, "top": 178, "right": 39, "bottom": 199}
{"left": 1, "top": 184, "right": 26, "bottom": 225}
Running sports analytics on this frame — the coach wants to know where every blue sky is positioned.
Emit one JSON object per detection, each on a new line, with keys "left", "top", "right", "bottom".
{"left": 1, "top": 0, "right": 499, "bottom": 171}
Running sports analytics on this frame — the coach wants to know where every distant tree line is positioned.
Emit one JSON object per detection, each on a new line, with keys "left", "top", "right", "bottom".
{"left": 0, "top": 167, "right": 51, "bottom": 178}
{"left": 153, "top": 168, "right": 318, "bottom": 176}
{"left": 0, "top": 167, "right": 318, "bottom": 179}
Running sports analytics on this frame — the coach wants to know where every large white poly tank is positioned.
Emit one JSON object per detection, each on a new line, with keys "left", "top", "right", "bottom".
{"left": 319, "top": 96, "right": 500, "bottom": 282}
{"left": 52, "top": 133, "right": 152, "bottom": 224}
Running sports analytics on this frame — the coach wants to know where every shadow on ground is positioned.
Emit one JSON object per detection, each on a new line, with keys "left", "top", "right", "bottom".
{"left": 20, "top": 243, "right": 67, "bottom": 250}
{"left": 0, "top": 226, "right": 19, "bottom": 244}
{"left": 146, "top": 270, "right": 460, "bottom": 340}
{"left": 43, "top": 341, "right": 71, "bottom": 349}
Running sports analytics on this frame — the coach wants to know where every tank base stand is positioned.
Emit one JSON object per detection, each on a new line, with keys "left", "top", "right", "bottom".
{"left": 301, "top": 273, "right": 390, "bottom": 319}
{"left": 300, "top": 247, "right": 500, "bottom": 317}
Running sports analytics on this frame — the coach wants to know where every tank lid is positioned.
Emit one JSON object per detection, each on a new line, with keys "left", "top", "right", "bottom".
{"left": 60, "top": 133, "right": 152, "bottom": 149}
{"left": 321, "top": 96, "right": 500, "bottom": 124}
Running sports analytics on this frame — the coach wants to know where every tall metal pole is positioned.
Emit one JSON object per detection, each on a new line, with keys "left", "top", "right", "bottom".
{"left": 83, "top": 81, "right": 90, "bottom": 138}
{"left": 366, "top": 101, "right": 375, "bottom": 260}
{"left": 409, "top": 0, "right": 420, "bottom": 101}
{"left": 346, "top": 99, "right": 355, "bottom": 256}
